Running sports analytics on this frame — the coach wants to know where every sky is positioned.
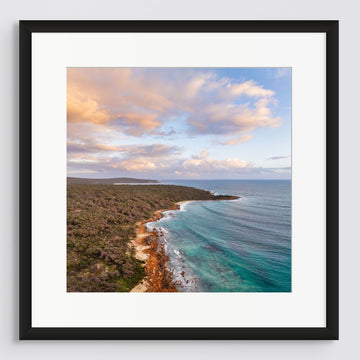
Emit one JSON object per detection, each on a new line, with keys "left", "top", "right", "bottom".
{"left": 67, "top": 67, "right": 291, "bottom": 180}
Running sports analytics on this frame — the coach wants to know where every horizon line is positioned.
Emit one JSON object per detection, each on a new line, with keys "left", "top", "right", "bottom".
{"left": 67, "top": 176, "right": 291, "bottom": 181}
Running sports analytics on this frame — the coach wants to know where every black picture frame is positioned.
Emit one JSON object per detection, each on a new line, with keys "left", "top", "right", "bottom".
{"left": 19, "top": 20, "right": 339, "bottom": 340}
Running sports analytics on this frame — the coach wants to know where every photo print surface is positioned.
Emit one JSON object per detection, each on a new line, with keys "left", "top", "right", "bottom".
{"left": 66, "top": 67, "right": 292, "bottom": 293}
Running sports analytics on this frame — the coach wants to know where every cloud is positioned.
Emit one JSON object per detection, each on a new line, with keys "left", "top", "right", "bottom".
{"left": 182, "top": 157, "right": 252, "bottom": 171}
{"left": 271, "top": 167, "right": 291, "bottom": 174}
{"left": 67, "top": 145, "right": 253, "bottom": 177}
{"left": 273, "top": 68, "right": 291, "bottom": 79}
{"left": 67, "top": 96, "right": 111, "bottom": 124}
{"left": 189, "top": 149, "right": 209, "bottom": 160}
{"left": 67, "top": 68, "right": 282, "bottom": 139}
{"left": 222, "top": 80, "right": 275, "bottom": 98}
{"left": 67, "top": 141, "right": 121, "bottom": 154}
{"left": 267, "top": 156, "right": 290, "bottom": 160}
{"left": 67, "top": 68, "right": 172, "bottom": 136}
{"left": 110, "top": 113, "right": 162, "bottom": 136}
{"left": 113, "top": 159, "right": 157, "bottom": 172}
{"left": 125, "top": 144, "right": 181, "bottom": 159}
{"left": 67, "top": 144, "right": 291, "bottom": 179}
{"left": 187, "top": 98, "right": 281, "bottom": 136}
{"left": 185, "top": 75, "right": 208, "bottom": 98}
{"left": 67, "top": 156, "right": 291, "bottom": 179}
{"left": 182, "top": 150, "right": 252, "bottom": 174}
{"left": 201, "top": 149, "right": 208, "bottom": 158}
{"left": 223, "top": 135, "right": 253, "bottom": 146}
{"left": 154, "top": 127, "right": 177, "bottom": 137}
{"left": 67, "top": 139, "right": 182, "bottom": 176}
{"left": 68, "top": 140, "right": 179, "bottom": 159}
{"left": 67, "top": 68, "right": 290, "bottom": 179}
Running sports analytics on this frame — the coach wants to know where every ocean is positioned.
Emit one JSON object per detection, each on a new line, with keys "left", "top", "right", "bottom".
{"left": 146, "top": 179, "right": 291, "bottom": 292}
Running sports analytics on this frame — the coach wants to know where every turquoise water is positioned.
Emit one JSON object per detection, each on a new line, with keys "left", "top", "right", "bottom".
{"left": 147, "top": 180, "right": 291, "bottom": 292}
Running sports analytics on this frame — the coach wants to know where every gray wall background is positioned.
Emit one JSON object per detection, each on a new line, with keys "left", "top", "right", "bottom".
{"left": 0, "top": 0, "right": 356, "bottom": 358}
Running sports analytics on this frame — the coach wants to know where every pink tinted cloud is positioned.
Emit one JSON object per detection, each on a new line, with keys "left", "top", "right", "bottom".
{"left": 67, "top": 96, "right": 111, "bottom": 124}
{"left": 67, "top": 68, "right": 282, "bottom": 139}
{"left": 67, "top": 68, "right": 170, "bottom": 136}
{"left": 187, "top": 101, "right": 281, "bottom": 135}
{"left": 223, "top": 80, "right": 275, "bottom": 98}
{"left": 223, "top": 135, "right": 253, "bottom": 146}
{"left": 182, "top": 149, "right": 252, "bottom": 173}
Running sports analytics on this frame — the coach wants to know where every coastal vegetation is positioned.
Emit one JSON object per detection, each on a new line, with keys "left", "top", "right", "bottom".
{"left": 67, "top": 184, "right": 238, "bottom": 292}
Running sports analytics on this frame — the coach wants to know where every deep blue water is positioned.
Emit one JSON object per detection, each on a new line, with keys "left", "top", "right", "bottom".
{"left": 146, "top": 180, "right": 291, "bottom": 292}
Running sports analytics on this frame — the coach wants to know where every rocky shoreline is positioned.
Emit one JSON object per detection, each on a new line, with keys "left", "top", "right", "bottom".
{"left": 131, "top": 197, "right": 239, "bottom": 292}
{"left": 130, "top": 202, "right": 182, "bottom": 292}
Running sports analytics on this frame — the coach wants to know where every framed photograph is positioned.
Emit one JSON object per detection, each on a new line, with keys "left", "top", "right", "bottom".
{"left": 19, "top": 20, "right": 338, "bottom": 340}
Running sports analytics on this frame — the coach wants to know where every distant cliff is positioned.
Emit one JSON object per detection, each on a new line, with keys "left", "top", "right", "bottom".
{"left": 67, "top": 177, "right": 159, "bottom": 185}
